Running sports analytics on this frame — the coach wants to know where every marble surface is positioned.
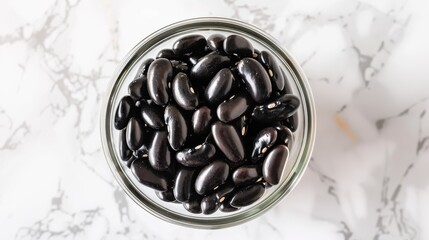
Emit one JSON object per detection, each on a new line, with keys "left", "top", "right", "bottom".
{"left": 1, "top": 0, "right": 428, "bottom": 239}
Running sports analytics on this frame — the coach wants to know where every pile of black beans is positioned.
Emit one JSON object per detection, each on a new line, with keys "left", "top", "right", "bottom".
{"left": 114, "top": 33, "right": 300, "bottom": 214}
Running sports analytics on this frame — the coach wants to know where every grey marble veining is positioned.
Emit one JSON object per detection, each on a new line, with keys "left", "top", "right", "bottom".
{"left": 0, "top": 0, "right": 428, "bottom": 239}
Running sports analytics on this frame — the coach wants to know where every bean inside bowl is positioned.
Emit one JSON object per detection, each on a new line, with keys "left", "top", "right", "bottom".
{"left": 101, "top": 17, "right": 316, "bottom": 229}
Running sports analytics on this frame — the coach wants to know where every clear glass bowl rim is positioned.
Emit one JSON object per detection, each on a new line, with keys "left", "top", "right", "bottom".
{"left": 100, "top": 17, "right": 316, "bottom": 229}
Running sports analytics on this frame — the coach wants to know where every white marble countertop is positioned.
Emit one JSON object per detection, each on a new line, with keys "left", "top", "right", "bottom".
{"left": 1, "top": 0, "right": 428, "bottom": 239}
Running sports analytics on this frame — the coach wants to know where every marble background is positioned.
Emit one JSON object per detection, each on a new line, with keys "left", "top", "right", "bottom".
{"left": 1, "top": 0, "right": 428, "bottom": 239}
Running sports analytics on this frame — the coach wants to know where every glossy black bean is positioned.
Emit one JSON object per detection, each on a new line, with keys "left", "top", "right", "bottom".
{"left": 173, "top": 34, "right": 206, "bottom": 55}
{"left": 274, "top": 124, "right": 294, "bottom": 147}
{"left": 148, "top": 131, "right": 171, "bottom": 171}
{"left": 220, "top": 199, "right": 240, "bottom": 213}
{"left": 201, "top": 184, "right": 234, "bottom": 214}
{"left": 223, "top": 34, "right": 254, "bottom": 58}
{"left": 258, "top": 50, "right": 285, "bottom": 91}
{"left": 213, "top": 183, "right": 235, "bottom": 200}
{"left": 230, "top": 183, "right": 265, "bottom": 208}
{"left": 195, "top": 160, "right": 229, "bottom": 195}
{"left": 114, "top": 96, "right": 134, "bottom": 130}
{"left": 251, "top": 94, "right": 300, "bottom": 122}
{"left": 190, "top": 53, "right": 230, "bottom": 83}
{"left": 155, "top": 189, "right": 176, "bottom": 202}
{"left": 128, "top": 76, "right": 150, "bottom": 100}
{"left": 211, "top": 121, "right": 244, "bottom": 162}
{"left": 135, "top": 58, "right": 154, "bottom": 79}
{"left": 192, "top": 106, "right": 212, "bottom": 135}
{"left": 139, "top": 102, "right": 164, "bottom": 129}
{"left": 207, "top": 34, "right": 225, "bottom": 51}
{"left": 164, "top": 104, "right": 188, "bottom": 151}
{"left": 262, "top": 145, "right": 289, "bottom": 185}
{"left": 126, "top": 117, "right": 145, "bottom": 151}
{"left": 280, "top": 68, "right": 292, "bottom": 93}
{"left": 251, "top": 127, "right": 278, "bottom": 162}
{"left": 131, "top": 159, "right": 171, "bottom": 192}
{"left": 173, "top": 168, "right": 196, "bottom": 202}
{"left": 201, "top": 194, "right": 218, "bottom": 215}
{"left": 232, "top": 165, "right": 261, "bottom": 185}
{"left": 147, "top": 58, "right": 172, "bottom": 106}
{"left": 156, "top": 49, "right": 183, "bottom": 60}
{"left": 119, "top": 129, "right": 132, "bottom": 161}
{"left": 217, "top": 93, "right": 250, "bottom": 123}
{"left": 279, "top": 72, "right": 299, "bottom": 133}
{"left": 176, "top": 142, "right": 216, "bottom": 167}
{"left": 183, "top": 196, "right": 202, "bottom": 214}
{"left": 172, "top": 72, "right": 199, "bottom": 110}
{"left": 284, "top": 114, "right": 298, "bottom": 132}
{"left": 205, "top": 68, "right": 234, "bottom": 105}
{"left": 237, "top": 58, "right": 272, "bottom": 104}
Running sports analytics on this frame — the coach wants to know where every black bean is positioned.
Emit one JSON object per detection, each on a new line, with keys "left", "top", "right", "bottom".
{"left": 155, "top": 189, "right": 176, "bottom": 202}
{"left": 258, "top": 50, "right": 285, "bottom": 91}
{"left": 280, "top": 68, "right": 293, "bottom": 94}
{"left": 176, "top": 142, "right": 216, "bottom": 167}
{"left": 195, "top": 160, "right": 229, "bottom": 195}
{"left": 201, "top": 194, "right": 219, "bottom": 215}
{"left": 183, "top": 196, "right": 202, "bottom": 214}
{"left": 262, "top": 144, "right": 289, "bottom": 185}
{"left": 156, "top": 49, "right": 183, "bottom": 60}
{"left": 114, "top": 96, "right": 134, "bottom": 130}
{"left": 202, "top": 183, "right": 236, "bottom": 213}
{"left": 252, "top": 94, "right": 300, "bottom": 122}
{"left": 173, "top": 168, "right": 197, "bottom": 202}
{"left": 211, "top": 121, "right": 244, "bottom": 163}
{"left": 213, "top": 183, "right": 235, "bottom": 200}
{"left": 223, "top": 34, "right": 254, "bottom": 58}
{"left": 274, "top": 124, "right": 294, "bottom": 147}
{"left": 205, "top": 68, "right": 234, "bottom": 105}
{"left": 172, "top": 72, "right": 199, "bottom": 110}
{"left": 119, "top": 128, "right": 132, "bottom": 161}
{"left": 192, "top": 106, "right": 212, "bottom": 135}
{"left": 232, "top": 165, "right": 261, "bottom": 185}
{"left": 139, "top": 101, "right": 165, "bottom": 130}
{"left": 190, "top": 53, "right": 230, "bottom": 83}
{"left": 131, "top": 159, "right": 171, "bottom": 192}
{"left": 230, "top": 183, "right": 265, "bottom": 208}
{"left": 207, "top": 34, "right": 225, "bottom": 51}
{"left": 173, "top": 34, "right": 206, "bottom": 55}
{"left": 135, "top": 58, "right": 154, "bottom": 79}
{"left": 147, "top": 58, "right": 173, "bottom": 106}
{"left": 251, "top": 127, "right": 278, "bottom": 162}
{"left": 148, "top": 131, "right": 171, "bottom": 171}
{"left": 126, "top": 117, "right": 145, "bottom": 151}
{"left": 237, "top": 58, "right": 272, "bottom": 104}
{"left": 164, "top": 104, "right": 188, "bottom": 151}
{"left": 284, "top": 114, "right": 298, "bottom": 132}
{"left": 216, "top": 92, "right": 250, "bottom": 123}
{"left": 128, "top": 76, "right": 150, "bottom": 100}
{"left": 220, "top": 199, "right": 240, "bottom": 213}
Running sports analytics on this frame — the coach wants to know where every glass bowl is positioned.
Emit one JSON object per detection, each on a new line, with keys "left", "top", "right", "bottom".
{"left": 100, "top": 17, "right": 316, "bottom": 229}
